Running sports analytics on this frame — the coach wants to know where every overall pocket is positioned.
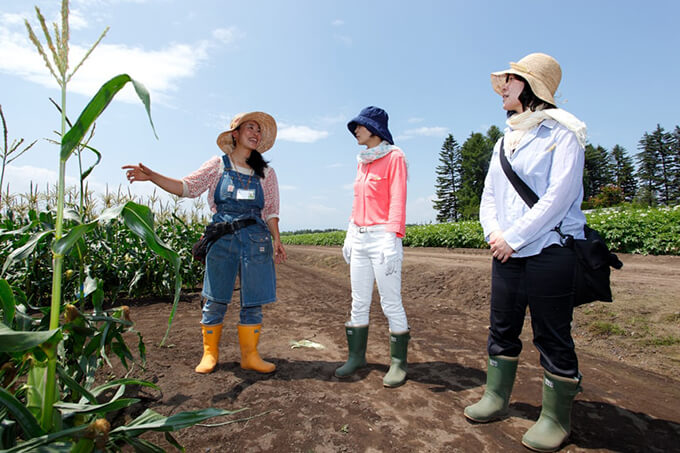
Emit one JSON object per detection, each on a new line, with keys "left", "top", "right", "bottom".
{"left": 246, "top": 228, "right": 273, "bottom": 264}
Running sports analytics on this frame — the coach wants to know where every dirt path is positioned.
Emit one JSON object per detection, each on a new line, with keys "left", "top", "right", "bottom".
{"left": 116, "top": 246, "right": 680, "bottom": 452}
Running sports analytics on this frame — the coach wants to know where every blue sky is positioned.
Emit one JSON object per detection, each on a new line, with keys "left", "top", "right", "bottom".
{"left": 1, "top": 0, "right": 678, "bottom": 232}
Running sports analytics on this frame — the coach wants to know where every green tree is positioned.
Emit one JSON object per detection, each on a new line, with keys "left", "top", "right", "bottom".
{"left": 671, "top": 126, "right": 680, "bottom": 202}
{"left": 583, "top": 144, "right": 613, "bottom": 200}
{"left": 610, "top": 144, "right": 637, "bottom": 202}
{"left": 433, "top": 134, "right": 462, "bottom": 222}
{"left": 636, "top": 124, "right": 676, "bottom": 205}
{"left": 457, "top": 127, "right": 498, "bottom": 219}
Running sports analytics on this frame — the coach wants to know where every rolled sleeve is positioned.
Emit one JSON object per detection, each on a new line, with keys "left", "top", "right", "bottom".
{"left": 262, "top": 166, "right": 280, "bottom": 222}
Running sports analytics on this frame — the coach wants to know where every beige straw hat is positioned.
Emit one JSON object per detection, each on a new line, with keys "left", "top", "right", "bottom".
{"left": 216, "top": 111, "right": 277, "bottom": 154}
{"left": 491, "top": 53, "right": 562, "bottom": 106}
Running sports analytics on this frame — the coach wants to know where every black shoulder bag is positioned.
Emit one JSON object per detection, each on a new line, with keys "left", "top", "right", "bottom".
{"left": 498, "top": 138, "right": 623, "bottom": 306}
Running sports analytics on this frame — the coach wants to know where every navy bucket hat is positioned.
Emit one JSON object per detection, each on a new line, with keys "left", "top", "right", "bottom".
{"left": 347, "top": 106, "right": 394, "bottom": 145}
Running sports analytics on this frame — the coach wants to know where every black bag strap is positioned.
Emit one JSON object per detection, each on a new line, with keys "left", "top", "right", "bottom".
{"left": 498, "top": 137, "right": 568, "bottom": 241}
{"left": 499, "top": 137, "right": 539, "bottom": 208}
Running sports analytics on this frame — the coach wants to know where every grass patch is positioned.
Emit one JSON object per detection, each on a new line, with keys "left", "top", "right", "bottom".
{"left": 646, "top": 335, "right": 680, "bottom": 346}
{"left": 589, "top": 321, "right": 626, "bottom": 336}
{"left": 664, "top": 313, "right": 680, "bottom": 323}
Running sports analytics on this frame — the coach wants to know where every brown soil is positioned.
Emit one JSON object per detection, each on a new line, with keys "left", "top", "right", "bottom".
{"left": 113, "top": 246, "right": 680, "bottom": 452}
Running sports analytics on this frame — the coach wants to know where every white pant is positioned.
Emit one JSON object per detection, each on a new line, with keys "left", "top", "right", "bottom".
{"left": 348, "top": 226, "right": 408, "bottom": 332}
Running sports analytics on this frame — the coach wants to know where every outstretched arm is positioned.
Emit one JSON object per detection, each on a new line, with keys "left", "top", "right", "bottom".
{"left": 122, "top": 162, "right": 183, "bottom": 196}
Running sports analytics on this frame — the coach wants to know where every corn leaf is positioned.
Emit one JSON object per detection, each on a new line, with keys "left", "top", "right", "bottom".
{"left": 1, "top": 229, "right": 54, "bottom": 275}
{"left": 0, "top": 279, "right": 16, "bottom": 326}
{"left": 0, "top": 388, "right": 45, "bottom": 440}
{"left": 0, "top": 324, "right": 60, "bottom": 353}
{"left": 111, "top": 408, "right": 236, "bottom": 436}
{"left": 0, "top": 423, "right": 88, "bottom": 453}
{"left": 53, "top": 398, "right": 140, "bottom": 416}
{"left": 61, "top": 74, "right": 157, "bottom": 162}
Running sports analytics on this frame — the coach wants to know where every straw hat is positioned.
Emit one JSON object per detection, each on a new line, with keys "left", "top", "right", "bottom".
{"left": 491, "top": 53, "right": 562, "bottom": 106}
{"left": 216, "top": 111, "right": 277, "bottom": 154}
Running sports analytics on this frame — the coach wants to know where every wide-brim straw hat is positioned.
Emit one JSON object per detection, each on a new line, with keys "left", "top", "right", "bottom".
{"left": 491, "top": 53, "right": 562, "bottom": 106}
{"left": 216, "top": 111, "right": 277, "bottom": 154}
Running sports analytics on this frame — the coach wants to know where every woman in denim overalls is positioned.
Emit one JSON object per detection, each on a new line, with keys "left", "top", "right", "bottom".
{"left": 123, "top": 112, "right": 286, "bottom": 375}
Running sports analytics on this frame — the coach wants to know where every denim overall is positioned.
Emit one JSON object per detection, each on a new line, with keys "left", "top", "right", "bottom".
{"left": 200, "top": 155, "right": 276, "bottom": 325}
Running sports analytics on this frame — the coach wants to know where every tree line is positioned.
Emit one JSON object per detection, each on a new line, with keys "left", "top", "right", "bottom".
{"left": 433, "top": 123, "right": 680, "bottom": 222}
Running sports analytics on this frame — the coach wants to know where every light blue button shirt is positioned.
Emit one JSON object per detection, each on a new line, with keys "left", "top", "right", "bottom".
{"left": 479, "top": 119, "right": 587, "bottom": 258}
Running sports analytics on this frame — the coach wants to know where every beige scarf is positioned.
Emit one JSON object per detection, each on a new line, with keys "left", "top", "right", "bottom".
{"left": 505, "top": 108, "right": 587, "bottom": 154}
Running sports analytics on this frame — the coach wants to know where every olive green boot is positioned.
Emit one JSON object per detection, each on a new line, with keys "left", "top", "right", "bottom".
{"left": 521, "top": 371, "right": 582, "bottom": 452}
{"left": 383, "top": 330, "right": 410, "bottom": 388}
{"left": 464, "top": 355, "right": 518, "bottom": 422}
{"left": 335, "top": 325, "right": 369, "bottom": 378}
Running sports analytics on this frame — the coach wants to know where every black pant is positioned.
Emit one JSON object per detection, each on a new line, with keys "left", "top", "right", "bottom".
{"left": 487, "top": 245, "right": 579, "bottom": 378}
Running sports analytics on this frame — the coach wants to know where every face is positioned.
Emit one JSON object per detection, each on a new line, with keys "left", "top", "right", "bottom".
{"left": 232, "top": 120, "right": 262, "bottom": 150}
{"left": 354, "top": 125, "right": 381, "bottom": 148}
{"left": 501, "top": 74, "right": 525, "bottom": 113}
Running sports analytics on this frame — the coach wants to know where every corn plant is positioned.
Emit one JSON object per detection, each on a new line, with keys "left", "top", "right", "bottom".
{"left": 0, "top": 105, "right": 38, "bottom": 208}
{"left": 0, "top": 1, "right": 230, "bottom": 450}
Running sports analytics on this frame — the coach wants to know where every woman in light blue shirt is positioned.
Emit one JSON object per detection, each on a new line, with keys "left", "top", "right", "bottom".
{"left": 464, "top": 53, "right": 586, "bottom": 452}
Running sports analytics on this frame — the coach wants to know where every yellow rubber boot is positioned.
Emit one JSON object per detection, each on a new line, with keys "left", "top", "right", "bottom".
{"left": 238, "top": 324, "right": 276, "bottom": 373}
{"left": 195, "top": 324, "right": 222, "bottom": 374}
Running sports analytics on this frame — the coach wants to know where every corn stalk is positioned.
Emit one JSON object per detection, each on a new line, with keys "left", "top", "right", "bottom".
{"left": 24, "top": 0, "right": 108, "bottom": 430}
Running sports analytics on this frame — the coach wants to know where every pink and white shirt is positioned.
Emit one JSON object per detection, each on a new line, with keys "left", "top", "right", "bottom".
{"left": 180, "top": 155, "right": 280, "bottom": 221}
{"left": 351, "top": 148, "right": 408, "bottom": 237}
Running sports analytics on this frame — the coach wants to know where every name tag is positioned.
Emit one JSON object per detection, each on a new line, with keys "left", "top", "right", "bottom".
{"left": 236, "top": 188, "right": 256, "bottom": 200}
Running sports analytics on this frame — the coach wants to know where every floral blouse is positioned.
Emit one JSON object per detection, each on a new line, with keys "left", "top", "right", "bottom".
{"left": 180, "top": 155, "right": 280, "bottom": 221}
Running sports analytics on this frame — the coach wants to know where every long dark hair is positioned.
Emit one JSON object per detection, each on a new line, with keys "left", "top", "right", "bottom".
{"left": 246, "top": 150, "right": 269, "bottom": 178}
{"left": 507, "top": 74, "right": 556, "bottom": 117}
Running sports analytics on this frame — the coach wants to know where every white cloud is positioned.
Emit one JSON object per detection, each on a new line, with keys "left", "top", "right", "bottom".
{"left": 332, "top": 19, "right": 344, "bottom": 26}
{"left": 279, "top": 185, "right": 297, "bottom": 191}
{"left": 0, "top": 18, "right": 243, "bottom": 105}
{"left": 212, "top": 27, "right": 243, "bottom": 45}
{"left": 278, "top": 124, "right": 329, "bottom": 143}
{"left": 326, "top": 163, "right": 344, "bottom": 169}
{"left": 408, "top": 117, "right": 425, "bottom": 123}
{"left": 396, "top": 126, "right": 449, "bottom": 141}
{"left": 68, "top": 8, "right": 90, "bottom": 30}
{"left": 404, "top": 126, "right": 449, "bottom": 137}
{"left": 2, "top": 165, "right": 78, "bottom": 194}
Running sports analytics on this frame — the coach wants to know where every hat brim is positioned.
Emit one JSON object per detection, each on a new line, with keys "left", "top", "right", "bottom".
{"left": 216, "top": 111, "right": 277, "bottom": 154}
{"left": 490, "top": 68, "right": 556, "bottom": 106}
{"left": 347, "top": 118, "right": 394, "bottom": 145}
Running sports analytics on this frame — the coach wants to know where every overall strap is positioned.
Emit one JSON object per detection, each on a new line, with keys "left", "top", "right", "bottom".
{"left": 221, "top": 154, "right": 232, "bottom": 170}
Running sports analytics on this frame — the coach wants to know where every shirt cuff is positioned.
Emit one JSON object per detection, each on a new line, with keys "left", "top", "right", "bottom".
{"left": 502, "top": 228, "right": 523, "bottom": 252}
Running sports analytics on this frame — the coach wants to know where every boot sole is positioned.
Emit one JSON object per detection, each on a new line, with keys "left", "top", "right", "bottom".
{"left": 521, "top": 439, "right": 566, "bottom": 453}
{"left": 463, "top": 410, "right": 508, "bottom": 424}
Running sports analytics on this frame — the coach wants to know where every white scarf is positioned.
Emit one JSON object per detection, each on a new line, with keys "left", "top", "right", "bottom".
{"left": 505, "top": 108, "right": 587, "bottom": 153}
{"left": 357, "top": 140, "right": 399, "bottom": 164}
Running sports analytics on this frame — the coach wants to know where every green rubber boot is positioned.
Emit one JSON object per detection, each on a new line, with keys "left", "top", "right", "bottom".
{"left": 521, "top": 371, "right": 583, "bottom": 452}
{"left": 464, "top": 355, "right": 519, "bottom": 422}
{"left": 383, "top": 330, "right": 410, "bottom": 388}
{"left": 335, "top": 325, "right": 369, "bottom": 378}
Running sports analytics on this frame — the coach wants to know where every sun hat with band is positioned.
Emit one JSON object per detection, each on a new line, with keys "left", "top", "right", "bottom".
{"left": 347, "top": 106, "right": 394, "bottom": 145}
{"left": 216, "top": 111, "right": 277, "bottom": 154}
{"left": 491, "top": 53, "right": 562, "bottom": 106}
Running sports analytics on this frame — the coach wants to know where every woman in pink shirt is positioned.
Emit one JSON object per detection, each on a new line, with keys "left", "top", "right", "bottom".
{"left": 335, "top": 106, "right": 410, "bottom": 388}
